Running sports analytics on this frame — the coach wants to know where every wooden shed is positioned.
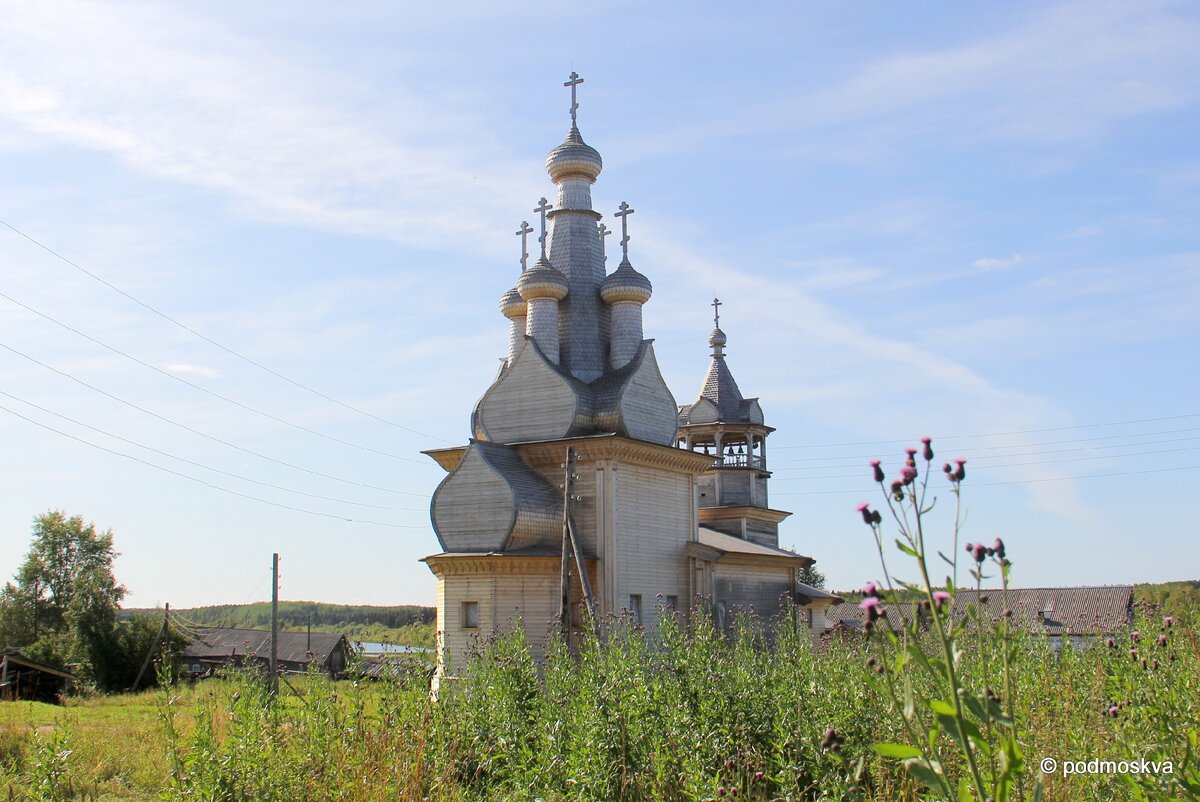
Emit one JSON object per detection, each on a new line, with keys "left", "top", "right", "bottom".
{"left": 180, "top": 627, "right": 351, "bottom": 679}
{"left": 0, "top": 649, "right": 74, "bottom": 703}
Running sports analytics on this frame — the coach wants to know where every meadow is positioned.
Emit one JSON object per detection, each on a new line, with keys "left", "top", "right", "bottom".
{"left": 0, "top": 604, "right": 1196, "bottom": 802}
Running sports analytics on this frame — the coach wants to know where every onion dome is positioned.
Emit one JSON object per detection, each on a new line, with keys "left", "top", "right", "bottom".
{"left": 708, "top": 327, "right": 728, "bottom": 349}
{"left": 499, "top": 285, "right": 526, "bottom": 318}
{"left": 517, "top": 256, "right": 569, "bottom": 301}
{"left": 599, "top": 257, "right": 653, "bottom": 305}
{"left": 546, "top": 125, "right": 603, "bottom": 183}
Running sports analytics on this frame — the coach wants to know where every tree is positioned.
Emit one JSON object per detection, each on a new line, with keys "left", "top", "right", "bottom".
{"left": 798, "top": 563, "right": 826, "bottom": 590}
{"left": 1, "top": 511, "right": 127, "bottom": 688}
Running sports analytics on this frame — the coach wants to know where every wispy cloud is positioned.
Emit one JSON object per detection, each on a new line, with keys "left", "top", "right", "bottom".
{"left": 164, "top": 363, "right": 219, "bottom": 379}
{"left": 974, "top": 253, "right": 1024, "bottom": 271}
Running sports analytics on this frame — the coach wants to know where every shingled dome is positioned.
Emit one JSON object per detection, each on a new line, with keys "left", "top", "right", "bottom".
{"left": 600, "top": 258, "right": 653, "bottom": 305}
{"left": 546, "top": 125, "right": 603, "bottom": 182}
{"left": 516, "top": 256, "right": 569, "bottom": 300}
{"left": 499, "top": 285, "right": 526, "bottom": 318}
{"left": 708, "top": 326, "right": 727, "bottom": 348}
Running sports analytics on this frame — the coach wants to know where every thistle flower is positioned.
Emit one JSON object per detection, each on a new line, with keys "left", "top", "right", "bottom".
{"left": 971, "top": 543, "right": 988, "bottom": 563}
{"left": 1153, "top": 659, "right": 1160, "bottom": 669}
{"left": 871, "top": 509, "right": 882, "bottom": 525}
{"left": 900, "top": 465, "right": 918, "bottom": 485}
{"left": 821, "top": 727, "right": 843, "bottom": 751}
{"left": 1157, "top": 635, "right": 1168, "bottom": 647}
{"left": 905, "top": 447, "right": 917, "bottom": 460}
{"left": 870, "top": 459, "right": 885, "bottom": 483}
{"left": 891, "top": 480, "right": 905, "bottom": 501}
{"left": 921, "top": 435, "right": 933, "bottom": 461}
{"left": 1164, "top": 616, "right": 1174, "bottom": 628}
{"left": 1106, "top": 638, "right": 1115, "bottom": 648}
{"left": 1131, "top": 630, "right": 1140, "bottom": 641}
{"left": 953, "top": 458, "right": 967, "bottom": 481}
{"left": 1108, "top": 705, "right": 1119, "bottom": 717}
{"left": 992, "top": 538, "right": 1006, "bottom": 559}
{"left": 863, "top": 582, "right": 879, "bottom": 598}
{"left": 857, "top": 502, "right": 874, "bottom": 525}
{"left": 933, "top": 590, "right": 950, "bottom": 609}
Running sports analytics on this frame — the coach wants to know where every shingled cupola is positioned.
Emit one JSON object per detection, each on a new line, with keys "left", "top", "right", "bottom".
{"left": 517, "top": 197, "right": 569, "bottom": 364}
{"left": 599, "top": 201, "right": 652, "bottom": 369}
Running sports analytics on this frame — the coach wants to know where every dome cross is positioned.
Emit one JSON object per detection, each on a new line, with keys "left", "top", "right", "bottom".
{"left": 515, "top": 221, "right": 533, "bottom": 272}
{"left": 712, "top": 297, "right": 722, "bottom": 328}
{"left": 534, "top": 197, "right": 553, "bottom": 259}
{"left": 614, "top": 201, "right": 635, "bottom": 261}
{"left": 564, "top": 71, "right": 583, "bottom": 126}
{"left": 598, "top": 223, "right": 611, "bottom": 263}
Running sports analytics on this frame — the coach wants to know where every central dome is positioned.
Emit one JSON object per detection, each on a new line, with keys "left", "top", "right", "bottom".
{"left": 546, "top": 125, "right": 602, "bottom": 182}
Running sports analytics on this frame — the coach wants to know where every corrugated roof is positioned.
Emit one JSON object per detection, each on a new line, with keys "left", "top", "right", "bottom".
{"left": 181, "top": 627, "right": 347, "bottom": 665}
{"left": 825, "top": 585, "right": 1134, "bottom": 636}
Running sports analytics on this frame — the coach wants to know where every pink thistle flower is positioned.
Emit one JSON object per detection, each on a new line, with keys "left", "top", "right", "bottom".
{"left": 870, "top": 459, "right": 885, "bottom": 483}
{"left": 890, "top": 480, "right": 904, "bottom": 500}
{"left": 1164, "top": 616, "right": 1174, "bottom": 628}
{"left": 921, "top": 436, "right": 933, "bottom": 461}
{"left": 971, "top": 543, "right": 988, "bottom": 563}
{"left": 900, "top": 465, "right": 918, "bottom": 485}
{"left": 992, "top": 538, "right": 1005, "bottom": 559}
{"left": 860, "top": 596, "right": 880, "bottom": 611}
{"left": 1106, "top": 638, "right": 1114, "bottom": 648}
{"left": 1157, "top": 635, "right": 1168, "bottom": 647}
{"left": 863, "top": 582, "right": 878, "bottom": 597}
{"left": 856, "top": 502, "right": 874, "bottom": 525}
{"left": 933, "top": 591, "right": 950, "bottom": 608}
{"left": 1108, "top": 705, "right": 1119, "bottom": 717}
{"left": 1131, "top": 630, "right": 1140, "bottom": 641}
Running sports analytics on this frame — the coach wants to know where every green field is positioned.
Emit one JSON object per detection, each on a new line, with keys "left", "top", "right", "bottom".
{"left": 2, "top": 604, "right": 1197, "bottom": 802}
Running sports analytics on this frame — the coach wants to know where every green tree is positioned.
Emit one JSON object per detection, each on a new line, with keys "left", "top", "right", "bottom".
{"left": 0, "top": 511, "right": 127, "bottom": 689}
{"left": 797, "top": 563, "right": 826, "bottom": 589}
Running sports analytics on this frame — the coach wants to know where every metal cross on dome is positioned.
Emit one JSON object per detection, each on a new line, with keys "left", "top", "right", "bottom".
{"left": 515, "top": 221, "right": 533, "bottom": 271}
{"left": 598, "top": 223, "right": 611, "bottom": 262}
{"left": 712, "top": 297, "right": 722, "bottom": 328}
{"left": 564, "top": 71, "right": 583, "bottom": 126}
{"left": 614, "top": 201, "right": 634, "bottom": 261}
{"left": 534, "top": 197, "right": 552, "bottom": 258}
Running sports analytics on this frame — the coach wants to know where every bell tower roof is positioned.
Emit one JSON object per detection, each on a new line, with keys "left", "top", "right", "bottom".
{"left": 678, "top": 299, "right": 765, "bottom": 427}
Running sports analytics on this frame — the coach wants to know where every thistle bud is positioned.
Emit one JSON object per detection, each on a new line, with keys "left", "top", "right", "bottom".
{"left": 856, "top": 502, "right": 873, "bottom": 525}
{"left": 870, "top": 459, "right": 885, "bottom": 483}
{"left": 921, "top": 436, "right": 933, "bottom": 462}
{"left": 992, "top": 538, "right": 1005, "bottom": 559}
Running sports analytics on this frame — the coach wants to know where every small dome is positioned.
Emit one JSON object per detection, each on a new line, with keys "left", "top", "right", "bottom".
{"left": 517, "top": 257, "right": 569, "bottom": 301}
{"left": 708, "top": 327, "right": 727, "bottom": 349}
{"left": 499, "top": 285, "right": 526, "bottom": 318}
{"left": 599, "top": 258, "right": 653, "bottom": 305}
{"left": 546, "top": 125, "right": 602, "bottom": 183}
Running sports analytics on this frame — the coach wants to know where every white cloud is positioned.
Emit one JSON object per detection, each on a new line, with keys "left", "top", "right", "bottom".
{"left": 973, "top": 254, "right": 1024, "bottom": 271}
{"left": 165, "top": 363, "right": 219, "bottom": 379}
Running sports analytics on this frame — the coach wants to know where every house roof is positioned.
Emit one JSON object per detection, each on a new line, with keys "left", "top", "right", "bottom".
{"left": 0, "top": 648, "right": 75, "bottom": 679}
{"left": 181, "top": 627, "right": 347, "bottom": 665}
{"left": 825, "top": 585, "right": 1134, "bottom": 636}
{"left": 698, "top": 527, "right": 804, "bottom": 560}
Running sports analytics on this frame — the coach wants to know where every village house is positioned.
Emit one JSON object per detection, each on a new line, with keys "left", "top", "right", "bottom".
{"left": 421, "top": 74, "right": 838, "bottom": 681}
{"left": 824, "top": 585, "right": 1135, "bottom": 650}
{"left": 0, "top": 648, "right": 73, "bottom": 703}
{"left": 179, "top": 627, "right": 351, "bottom": 679}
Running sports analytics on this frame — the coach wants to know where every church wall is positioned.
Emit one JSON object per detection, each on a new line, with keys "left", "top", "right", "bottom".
{"left": 719, "top": 472, "right": 753, "bottom": 506}
{"left": 696, "top": 475, "right": 717, "bottom": 507}
{"left": 437, "top": 573, "right": 494, "bottom": 676}
{"left": 755, "top": 476, "right": 768, "bottom": 506}
{"left": 612, "top": 462, "right": 692, "bottom": 638}
{"left": 491, "top": 572, "right": 562, "bottom": 666}
{"left": 712, "top": 561, "right": 794, "bottom": 625}
{"left": 745, "top": 521, "right": 779, "bottom": 547}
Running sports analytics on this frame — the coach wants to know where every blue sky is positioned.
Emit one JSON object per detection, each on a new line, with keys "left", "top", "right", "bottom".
{"left": 1, "top": 1, "right": 1197, "bottom": 608}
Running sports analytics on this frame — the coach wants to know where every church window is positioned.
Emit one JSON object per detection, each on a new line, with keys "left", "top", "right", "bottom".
{"left": 462, "top": 601, "right": 479, "bottom": 629}
{"left": 629, "top": 594, "right": 642, "bottom": 625}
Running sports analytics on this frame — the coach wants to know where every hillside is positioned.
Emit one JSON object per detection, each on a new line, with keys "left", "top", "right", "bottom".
{"left": 123, "top": 601, "right": 438, "bottom": 649}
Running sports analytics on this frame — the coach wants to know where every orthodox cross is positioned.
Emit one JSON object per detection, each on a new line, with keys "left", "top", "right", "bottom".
{"left": 534, "top": 197, "right": 552, "bottom": 259}
{"left": 712, "top": 297, "right": 722, "bottom": 328}
{"left": 564, "top": 71, "right": 583, "bottom": 126}
{"left": 614, "top": 201, "right": 634, "bottom": 261}
{"left": 598, "top": 223, "right": 611, "bottom": 262}
{"left": 515, "top": 221, "right": 533, "bottom": 271}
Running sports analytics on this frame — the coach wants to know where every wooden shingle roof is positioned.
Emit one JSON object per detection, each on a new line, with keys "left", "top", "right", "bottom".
{"left": 181, "top": 627, "right": 347, "bottom": 665}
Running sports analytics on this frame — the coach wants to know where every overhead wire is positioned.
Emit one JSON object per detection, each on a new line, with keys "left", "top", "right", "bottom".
{"left": 0, "top": 341, "right": 430, "bottom": 497}
{"left": 1, "top": 218, "right": 453, "bottom": 444}
{"left": 0, "top": 401, "right": 430, "bottom": 529}
{"left": 0, "top": 290, "right": 428, "bottom": 463}
{"left": 0, "top": 388, "right": 425, "bottom": 512}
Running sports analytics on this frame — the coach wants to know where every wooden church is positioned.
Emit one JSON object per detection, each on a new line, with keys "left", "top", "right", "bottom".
{"left": 422, "top": 74, "right": 838, "bottom": 678}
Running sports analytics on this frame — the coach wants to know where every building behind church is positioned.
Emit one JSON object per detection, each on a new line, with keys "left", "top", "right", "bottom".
{"left": 421, "top": 75, "right": 837, "bottom": 679}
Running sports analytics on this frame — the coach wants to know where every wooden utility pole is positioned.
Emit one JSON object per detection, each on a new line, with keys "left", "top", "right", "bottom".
{"left": 270, "top": 553, "right": 279, "bottom": 696}
{"left": 131, "top": 602, "right": 169, "bottom": 692}
{"left": 558, "top": 447, "right": 598, "bottom": 647}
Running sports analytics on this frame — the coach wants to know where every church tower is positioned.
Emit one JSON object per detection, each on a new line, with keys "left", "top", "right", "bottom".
{"left": 421, "top": 77, "right": 835, "bottom": 683}
{"left": 677, "top": 300, "right": 790, "bottom": 547}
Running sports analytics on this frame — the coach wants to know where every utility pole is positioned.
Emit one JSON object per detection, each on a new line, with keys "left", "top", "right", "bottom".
{"left": 131, "top": 602, "right": 169, "bottom": 692}
{"left": 270, "top": 553, "right": 279, "bottom": 696}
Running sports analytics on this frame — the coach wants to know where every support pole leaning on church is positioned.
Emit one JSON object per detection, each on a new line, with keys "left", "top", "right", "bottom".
{"left": 559, "top": 449, "right": 575, "bottom": 641}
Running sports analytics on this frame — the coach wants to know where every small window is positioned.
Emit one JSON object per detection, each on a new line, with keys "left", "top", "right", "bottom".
{"left": 462, "top": 601, "right": 479, "bottom": 629}
{"left": 629, "top": 594, "right": 642, "bottom": 625}
{"left": 665, "top": 595, "right": 679, "bottom": 612}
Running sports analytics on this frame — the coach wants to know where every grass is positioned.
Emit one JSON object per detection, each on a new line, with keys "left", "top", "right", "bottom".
{"left": 0, "top": 610, "right": 1196, "bottom": 802}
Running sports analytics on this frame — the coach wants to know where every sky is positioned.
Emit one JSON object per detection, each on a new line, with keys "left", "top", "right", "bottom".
{"left": 1, "top": 1, "right": 1197, "bottom": 609}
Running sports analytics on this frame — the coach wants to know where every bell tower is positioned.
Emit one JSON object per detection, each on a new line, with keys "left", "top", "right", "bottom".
{"left": 676, "top": 299, "right": 790, "bottom": 546}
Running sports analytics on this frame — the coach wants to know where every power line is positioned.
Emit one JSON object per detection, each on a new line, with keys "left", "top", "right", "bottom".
{"left": 771, "top": 426, "right": 1200, "bottom": 465}
{"left": 0, "top": 290, "right": 427, "bottom": 463}
{"left": 0, "top": 388, "right": 426, "bottom": 512}
{"left": 0, "top": 402, "right": 430, "bottom": 529}
{"left": 770, "top": 412, "right": 1200, "bottom": 450}
{"left": 773, "top": 464, "right": 1200, "bottom": 496}
{"left": 0, "top": 341, "right": 430, "bottom": 497}
{"left": 1, "top": 218, "right": 453, "bottom": 445}
{"left": 771, "top": 435, "right": 1200, "bottom": 478}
